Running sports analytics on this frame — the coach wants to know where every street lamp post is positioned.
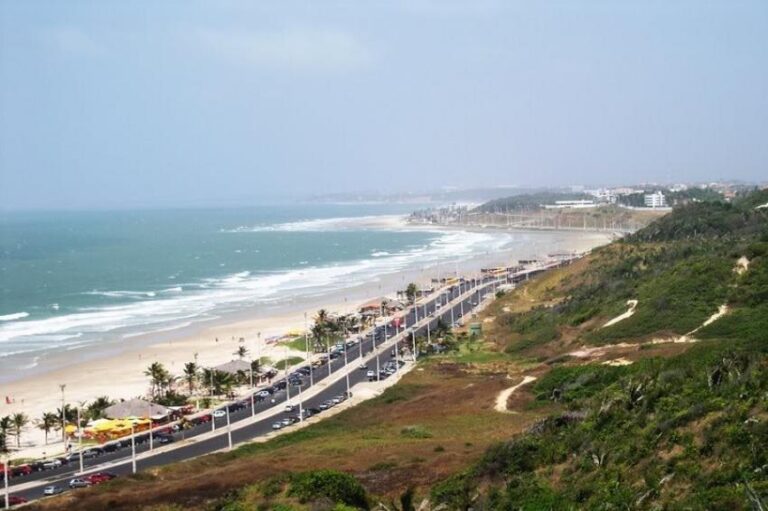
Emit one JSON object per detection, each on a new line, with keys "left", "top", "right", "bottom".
{"left": 297, "top": 374, "right": 304, "bottom": 422}
{"left": 285, "top": 347, "right": 291, "bottom": 402}
{"left": 210, "top": 368, "right": 216, "bottom": 433}
{"left": 411, "top": 329, "right": 417, "bottom": 361}
{"left": 305, "top": 313, "right": 314, "bottom": 387}
{"left": 130, "top": 423, "right": 137, "bottom": 474}
{"left": 77, "top": 407, "right": 83, "bottom": 474}
{"left": 148, "top": 404, "right": 153, "bottom": 452}
{"left": 226, "top": 406, "right": 232, "bottom": 451}
{"left": 344, "top": 342, "right": 350, "bottom": 396}
{"left": 59, "top": 384, "right": 66, "bottom": 443}
{"left": 3, "top": 454, "right": 9, "bottom": 510}
{"left": 250, "top": 364, "right": 255, "bottom": 418}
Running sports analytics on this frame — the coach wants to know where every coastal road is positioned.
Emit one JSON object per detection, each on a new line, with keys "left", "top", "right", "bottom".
{"left": 4, "top": 266, "right": 556, "bottom": 505}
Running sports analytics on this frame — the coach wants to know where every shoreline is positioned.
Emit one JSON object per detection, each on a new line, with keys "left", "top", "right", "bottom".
{"left": 0, "top": 228, "right": 611, "bottom": 457}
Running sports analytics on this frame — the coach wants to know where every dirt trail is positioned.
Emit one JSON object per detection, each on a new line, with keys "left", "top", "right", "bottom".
{"left": 601, "top": 299, "right": 638, "bottom": 328}
{"left": 494, "top": 375, "right": 537, "bottom": 413}
{"left": 735, "top": 256, "right": 750, "bottom": 275}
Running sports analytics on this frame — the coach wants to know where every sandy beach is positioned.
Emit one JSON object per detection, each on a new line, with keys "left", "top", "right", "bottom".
{"left": 0, "top": 227, "right": 611, "bottom": 458}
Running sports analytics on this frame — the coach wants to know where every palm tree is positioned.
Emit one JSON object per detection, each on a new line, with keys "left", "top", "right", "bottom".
{"left": 250, "top": 359, "right": 262, "bottom": 382}
{"left": 311, "top": 322, "right": 328, "bottom": 353}
{"left": 144, "top": 362, "right": 170, "bottom": 399}
{"left": 201, "top": 368, "right": 233, "bottom": 397}
{"left": 11, "top": 412, "right": 28, "bottom": 448}
{"left": 405, "top": 283, "right": 418, "bottom": 304}
{"left": 346, "top": 315, "right": 360, "bottom": 333}
{"left": 315, "top": 308, "right": 329, "bottom": 325}
{"left": 0, "top": 415, "right": 11, "bottom": 453}
{"left": 183, "top": 362, "right": 199, "bottom": 395}
{"left": 234, "top": 345, "right": 249, "bottom": 360}
{"left": 86, "top": 396, "right": 115, "bottom": 421}
{"left": 36, "top": 412, "right": 59, "bottom": 445}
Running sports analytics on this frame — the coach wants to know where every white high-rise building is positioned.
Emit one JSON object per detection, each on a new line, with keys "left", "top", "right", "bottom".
{"left": 644, "top": 191, "right": 667, "bottom": 208}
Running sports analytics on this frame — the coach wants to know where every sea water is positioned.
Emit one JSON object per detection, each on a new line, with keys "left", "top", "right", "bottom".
{"left": 0, "top": 203, "right": 534, "bottom": 378}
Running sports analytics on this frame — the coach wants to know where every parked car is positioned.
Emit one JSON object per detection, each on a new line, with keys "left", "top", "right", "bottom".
{"left": 212, "top": 409, "right": 226, "bottom": 418}
{"left": 271, "top": 421, "right": 283, "bottom": 430}
{"left": 280, "top": 417, "right": 292, "bottom": 426}
{"left": 284, "top": 404, "right": 295, "bottom": 413}
{"left": 256, "top": 390, "right": 270, "bottom": 398}
{"left": 358, "top": 363, "right": 368, "bottom": 370}
{"left": 43, "top": 485, "right": 64, "bottom": 495}
{"left": 366, "top": 370, "right": 376, "bottom": 379}
{"left": 68, "top": 478, "right": 91, "bottom": 489}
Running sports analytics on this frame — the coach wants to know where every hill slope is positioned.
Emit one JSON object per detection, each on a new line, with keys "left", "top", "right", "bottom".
{"left": 30, "top": 189, "right": 768, "bottom": 511}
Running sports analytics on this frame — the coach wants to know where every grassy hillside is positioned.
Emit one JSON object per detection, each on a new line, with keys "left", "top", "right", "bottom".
{"left": 30, "top": 190, "right": 768, "bottom": 511}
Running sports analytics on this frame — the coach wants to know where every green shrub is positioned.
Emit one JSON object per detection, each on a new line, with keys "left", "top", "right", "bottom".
{"left": 288, "top": 469, "right": 368, "bottom": 509}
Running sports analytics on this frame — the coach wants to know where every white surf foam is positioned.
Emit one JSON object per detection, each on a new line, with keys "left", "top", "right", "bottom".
{"left": 0, "top": 227, "right": 514, "bottom": 359}
{"left": 223, "top": 214, "right": 408, "bottom": 233}
{"left": 0, "top": 312, "right": 29, "bottom": 321}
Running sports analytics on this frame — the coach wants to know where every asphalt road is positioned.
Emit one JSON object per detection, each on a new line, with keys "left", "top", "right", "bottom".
{"left": 4, "top": 268, "right": 548, "bottom": 505}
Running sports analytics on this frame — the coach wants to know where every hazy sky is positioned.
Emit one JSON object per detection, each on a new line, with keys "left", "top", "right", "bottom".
{"left": 1, "top": 1, "right": 766, "bottom": 209}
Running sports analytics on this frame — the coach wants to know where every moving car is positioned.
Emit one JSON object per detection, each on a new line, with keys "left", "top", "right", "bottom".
{"left": 68, "top": 478, "right": 91, "bottom": 489}
{"left": 212, "top": 409, "right": 226, "bottom": 418}
{"left": 82, "top": 447, "right": 103, "bottom": 458}
{"left": 42, "top": 485, "right": 64, "bottom": 495}
{"left": 4, "top": 496, "right": 28, "bottom": 507}
{"left": 155, "top": 434, "right": 174, "bottom": 445}
{"left": 271, "top": 421, "right": 283, "bottom": 430}
{"left": 87, "top": 472, "right": 117, "bottom": 484}
{"left": 41, "top": 459, "right": 62, "bottom": 470}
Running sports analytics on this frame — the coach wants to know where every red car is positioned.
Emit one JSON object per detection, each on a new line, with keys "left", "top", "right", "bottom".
{"left": 11, "top": 464, "right": 32, "bottom": 477}
{"left": 6, "top": 495, "right": 28, "bottom": 506}
{"left": 86, "top": 472, "right": 117, "bottom": 485}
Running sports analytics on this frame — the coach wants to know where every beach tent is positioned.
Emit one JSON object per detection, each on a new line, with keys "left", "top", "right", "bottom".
{"left": 103, "top": 398, "right": 171, "bottom": 420}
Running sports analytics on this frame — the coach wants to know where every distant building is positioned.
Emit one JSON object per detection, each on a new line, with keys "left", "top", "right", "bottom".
{"left": 588, "top": 188, "right": 617, "bottom": 203}
{"left": 644, "top": 191, "right": 667, "bottom": 208}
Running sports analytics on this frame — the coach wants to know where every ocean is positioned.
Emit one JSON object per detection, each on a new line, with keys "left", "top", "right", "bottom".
{"left": 1, "top": 203, "right": 547, "bottom": 380}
